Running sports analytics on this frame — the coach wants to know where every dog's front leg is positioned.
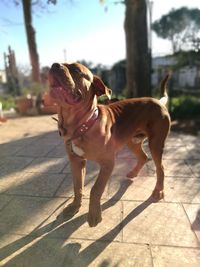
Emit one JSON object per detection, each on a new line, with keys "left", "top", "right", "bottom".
{"left": 64, "top": 142, "right": 86, "bottom": 216}
{"left": 88, "top": 159, "right": 114, "bottom": 227}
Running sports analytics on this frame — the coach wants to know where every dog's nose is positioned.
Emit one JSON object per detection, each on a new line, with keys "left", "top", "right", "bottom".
{"left": 51, "top": 63, "right": 60, "bottom": 69}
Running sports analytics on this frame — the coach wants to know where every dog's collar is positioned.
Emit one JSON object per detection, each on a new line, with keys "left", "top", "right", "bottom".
{"left": 57, "top": 108, "right": 99, "bottom": 141}
{"left": 71, "top": 108, "right": 99, "bottom": 140}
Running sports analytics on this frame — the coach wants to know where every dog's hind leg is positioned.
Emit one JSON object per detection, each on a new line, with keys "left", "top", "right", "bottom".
{"left": 148, "top": 136, "right": 166, "bottom": 201}
{"left": 148, "top": 116, "right": 170, "bottom": 201}
{"left": 126, "top": 139, "right": 149, "bottom": 178}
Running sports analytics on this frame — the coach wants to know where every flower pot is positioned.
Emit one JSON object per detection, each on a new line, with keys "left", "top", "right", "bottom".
{"left": 15, "top": 96, "right": 33, "bottom": 115}
{"left": 38, "top": 92, "right": 57, "bottom": 115}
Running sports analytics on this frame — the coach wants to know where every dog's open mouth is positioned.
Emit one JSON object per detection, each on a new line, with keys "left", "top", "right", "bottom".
{"left": 49, "top": 75, "right": 82, "bottom": 105}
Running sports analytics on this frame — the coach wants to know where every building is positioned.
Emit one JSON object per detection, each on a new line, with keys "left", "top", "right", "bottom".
{"left": 152, "top": 54, "right": 200, "bottom": 89}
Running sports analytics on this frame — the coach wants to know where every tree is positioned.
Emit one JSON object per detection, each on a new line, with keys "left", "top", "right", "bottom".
{"left": 11, "top": 0, "right": 41, "bottom": 83}
{"left": 11, "top": 0, "right": 56, "bottom": 83}
{"left": 21, "top": 0, "right": 40, "bottom": 83}
{"left": 101, "top": 0, "right": 151, "bottom": 97}
{"left": 124, "top": 0, "right": 150, "bottom": 97}
{"left": 152, "top": 7, "right": 200, "bottom": 53}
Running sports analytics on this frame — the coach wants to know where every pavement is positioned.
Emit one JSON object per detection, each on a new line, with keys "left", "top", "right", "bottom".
{"left": 0, "top": 114, "right": 200, "bottom": 267}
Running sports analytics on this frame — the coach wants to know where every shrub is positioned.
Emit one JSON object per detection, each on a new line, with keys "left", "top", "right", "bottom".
{"left": 170, "top": 95, "right": 200, "bottom": 119}
{"left": 0, "top": 95, "right": 16, "bottom": 110}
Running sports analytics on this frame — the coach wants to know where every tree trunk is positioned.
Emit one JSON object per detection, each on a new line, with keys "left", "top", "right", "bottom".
{"left": 124, "top": 0, "right": 150, "bottom": 97}
{"left": 22, "top": 0, "right": 40, "bottom": 83}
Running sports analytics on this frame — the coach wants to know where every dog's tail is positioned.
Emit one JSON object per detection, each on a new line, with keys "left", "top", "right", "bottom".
{"left": 159, "top": 74, "right": 170, "bottom": 106}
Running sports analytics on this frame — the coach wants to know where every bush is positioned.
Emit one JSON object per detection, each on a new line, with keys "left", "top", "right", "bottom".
{"left": 170, "top": 95, "right": 200, "bottom": 119}
{"left": 0, "top": 95, "right": 16, "bottom": 110}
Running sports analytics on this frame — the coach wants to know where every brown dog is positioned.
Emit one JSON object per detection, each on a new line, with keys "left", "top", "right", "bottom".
{"left": 48, "top": 62, "right": 171, "bottom": 227}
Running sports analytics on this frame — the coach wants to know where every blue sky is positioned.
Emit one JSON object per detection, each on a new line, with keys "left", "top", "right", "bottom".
{"left": 0, "top": 0, "right": 200, "bottom": 70}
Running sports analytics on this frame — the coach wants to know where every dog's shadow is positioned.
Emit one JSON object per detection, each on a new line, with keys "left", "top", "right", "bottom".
{"left": 0, "top": 179, "right": 153, "bottom": 267}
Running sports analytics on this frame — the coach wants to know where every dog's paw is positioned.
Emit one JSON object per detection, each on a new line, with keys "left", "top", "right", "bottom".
{"left": 87, "top": 206, "right": 102, "bottom": 227}
{"left": 151, "top": 189, "right": 164, "bottom": 202}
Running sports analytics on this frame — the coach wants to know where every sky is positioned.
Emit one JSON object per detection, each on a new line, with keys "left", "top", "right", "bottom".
{"left": 0, "top": 0, "right": 200, "bottom": 70}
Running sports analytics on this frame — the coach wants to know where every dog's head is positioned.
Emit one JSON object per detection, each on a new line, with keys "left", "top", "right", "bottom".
{"left": 48, "top": 62, "right": 112, "bottom": 105}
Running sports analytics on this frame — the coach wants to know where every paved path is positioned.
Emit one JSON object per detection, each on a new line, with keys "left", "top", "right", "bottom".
{"left": 0, "top": 115, "right": 200, "bottom": 266}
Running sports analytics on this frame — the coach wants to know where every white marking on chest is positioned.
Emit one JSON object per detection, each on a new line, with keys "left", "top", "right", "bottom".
{"left": 71, "top": 142, "right": 85, "bottom": 157}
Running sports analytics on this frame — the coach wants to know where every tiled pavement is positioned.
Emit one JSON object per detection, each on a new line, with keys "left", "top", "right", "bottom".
{"left": 0, "top": 115, "right": 200, "bottom": 266}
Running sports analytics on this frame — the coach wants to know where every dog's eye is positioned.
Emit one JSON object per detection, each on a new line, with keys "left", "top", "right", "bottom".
{"left": 69, "top": 64, "right": 81, "bottom": 73}
{"left": 74, "top": 69, "right": 82, "bottom": 75}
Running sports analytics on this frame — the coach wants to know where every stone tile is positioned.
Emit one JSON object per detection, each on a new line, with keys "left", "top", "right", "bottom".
{"left": 16, "top": 142, "right": 56, "bottom": 157}
{"left": 0, "top": 235, "right": 152, "bottom": 267}
{"left": 0, "top": 143, "right": 23, "bottom": 157}
{"left": 151, "top": 246, "right": 200, "bottom": 267}
{"left": 0, "top": 195, "right": 13, "bottom": 210}
{"left": 186, "top": 160, "right": 200, "bottom": 178}
{"left": 13, "top": 131, "right": 60, "bottom": 158}
{"left": 164, "top": 178, "right": 200, "bottom": 203}
{"left": 62, "top": 159, "right": 99, "bottom": 176}
{"left": 186, "top": 143, "right": 200, "bottom": 160}
{"left": 0, "top": 172, "right": 25, "bottom": 193}
{"left": 0, "top": 196, "right": 68, "bottom": 235}
{"left": 183, "top": 204, "right": 200, "bottom": 243}
{"left": 0, "top": 134, "right": 42, "bottom": 149}
{"left": 146, "top": 159, "right": 194, "bottom": 177}
{"left": 0, "top": 116, "right": 57, "bottom": 137}
{"left": 165, "top": 133, "right": 183, "bottom": 147}
{"left": 6, "top": 172, "right": 66, "bottom": 197}
{"left": 163, "top": 146, "right": 189, "bottom": 160}
{"left": 55, "top": 172, "right": 101, "bottom": 198}
{"left": 37, "top": 132, "right": 61, "bottom": 145}
{"left": 54, "top": 176, "right": 74, "bottom": 197}
{"left": 108, "top": 176, "right": 200, "bottom": 203}
{"left": 163, "top": 159, "right": 194, "bottom": 177}
{"left": 178, "top": 134, "right": 199, "bottom": 144}
{"left": 113, "top": 158, "right": 149, "bottom": 177}
{"left": 115, "top": 135, "right": 191, "bottom": 160}
{"left": 60, "top": 240, "right": 152, "bottom": 267}
{"left": 57, "top": 161, "right": 106, "bottom": 198}
{"left": 0, "top": 156, "right": 33, "bottom": 178}
{"left": 51, "top": 199, "right": 122, "bottom": 242}
{"left": 0, "top": 233, "right": 27, "bottom": 250}
{"left": 46, "top": 143, "right": 67, "bottom": 158}
{"left": 86, "top": 160, "right": 99, "bottom": 176}
{"left": 122, "top": 201, "right": 198, "bottom": 247}
{"left": 0, "top": 234, "right": 67, "bottom": 267}
{"left": 116, "top": 145, "right": 136, "bottom": 159}
{"left": 108, "top": 175, "right": 153, "bottom": 201}
{"left": 24, "top": 157, "right": 67, "bottom": 174}
{"left": 61, "top": 163, "right": 71, "bottom": 173}
{"left": 0, "top": 132, "right": 24, "bottom": 144}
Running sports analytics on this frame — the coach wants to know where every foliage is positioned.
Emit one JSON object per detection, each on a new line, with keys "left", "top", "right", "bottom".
{"left": 0, "top": 95, "right": 16, "bottom": 110}
{"left": 152, "top": 7, "right": 200, "bottom": 53}
{"left": 20, "top": 82, "right": 43, "bottom": 96}
{"left": 170, "top": 95, "right": 200, "bottom": 119}
{"left": 173, "top": 50, "right": 200, "bottom": 69}
{"left": 98, "top": 93, "right": 124, "bottom": 104}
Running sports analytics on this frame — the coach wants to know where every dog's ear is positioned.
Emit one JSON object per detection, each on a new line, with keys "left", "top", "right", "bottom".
{"left": 92, "top": 75, "right": 112, "bottom": 99}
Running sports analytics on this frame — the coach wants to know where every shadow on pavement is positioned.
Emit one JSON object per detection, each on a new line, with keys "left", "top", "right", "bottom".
{"left": 0, "top": 178, "right": 153, "bottom": 266}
